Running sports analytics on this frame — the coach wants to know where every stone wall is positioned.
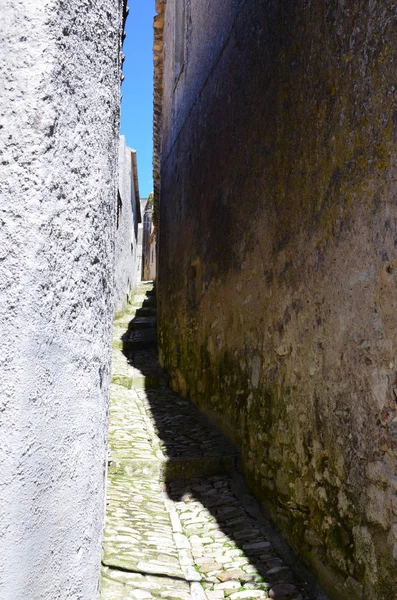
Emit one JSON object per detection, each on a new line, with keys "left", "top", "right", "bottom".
{"left": 156, "top": 1, "right": 397, "bottom": 598}
{"left": 142, "top": 201, "right": 156, "bottom": 281}
{"left": 137, "top": 198, "right": 147, "bottom": 281}
{"left": 115, "top": 136, "right": 142, "bottom": 313}
{"left": 153, "top": 0, "right": 166, "bottom": 232}
{"left": 0, "top": 1, "right": 123, "bottom": 597}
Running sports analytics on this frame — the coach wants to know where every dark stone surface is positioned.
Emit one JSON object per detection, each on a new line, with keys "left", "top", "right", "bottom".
{"left": 157, "top": 1, "right": 397, "bottom": 598}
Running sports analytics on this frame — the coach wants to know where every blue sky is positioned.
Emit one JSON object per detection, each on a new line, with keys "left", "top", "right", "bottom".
{"left": 120, "top": 0, "right": 156, "bottom": 199}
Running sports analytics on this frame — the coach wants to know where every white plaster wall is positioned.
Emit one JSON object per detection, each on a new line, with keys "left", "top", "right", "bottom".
{"left": 0, "top": 1, "right": 122, "bottom": 598}
{"left": 114, "top": 136, "right": 141, "bottom": 313}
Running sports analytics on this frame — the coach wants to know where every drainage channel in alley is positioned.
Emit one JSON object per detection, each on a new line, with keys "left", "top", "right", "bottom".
{"left": 101, "top": 282, "right": 326, "bottom": 600}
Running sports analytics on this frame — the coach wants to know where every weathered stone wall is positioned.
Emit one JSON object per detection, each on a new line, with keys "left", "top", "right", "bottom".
{"left": 157, "top": 1, "right": 397, "bottom": 598}
{"left": 142, "top": 201, "right": 157, "bottom": 281}
{"left": 115, "top": 136, "right": 142, "bottom": 313}
{"left": 136, "top": 199, "right": 147, "bottom": 283}
{"left": 0, "top": 1, "right": 122, "bottom": 597}
{"left": 153, "top": 0, "right": 166, "bottom": 233}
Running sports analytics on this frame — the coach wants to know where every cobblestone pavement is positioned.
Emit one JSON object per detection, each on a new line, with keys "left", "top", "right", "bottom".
{"left": 101, "top": 283, "right": 326, "bottom": 600}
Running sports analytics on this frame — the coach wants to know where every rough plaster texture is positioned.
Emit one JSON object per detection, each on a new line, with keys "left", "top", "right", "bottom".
{"left": 157, "top": 1, "right": 397, "bottom": 598}
{"left": 115, "top": 136, "right": 142, "bottom": 314}
{"left": 0, "top": 1, "right": 122, "bottom": 598}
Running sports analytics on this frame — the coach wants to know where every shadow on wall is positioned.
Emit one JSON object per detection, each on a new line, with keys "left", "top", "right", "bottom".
{"left": 119, "top": 288, "right": 327, "bottom": 600}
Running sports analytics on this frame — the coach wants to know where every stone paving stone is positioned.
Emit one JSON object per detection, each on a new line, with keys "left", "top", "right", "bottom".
{"left": 101, "top": 283, "right": 324, "bottom": 600}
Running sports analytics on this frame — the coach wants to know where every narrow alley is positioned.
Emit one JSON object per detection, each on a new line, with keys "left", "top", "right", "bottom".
{"left": 101, "top": 283, "right": 325, "bottom": 600}
{"left": 4, "top": 2, "right": 397, "bottom": 598}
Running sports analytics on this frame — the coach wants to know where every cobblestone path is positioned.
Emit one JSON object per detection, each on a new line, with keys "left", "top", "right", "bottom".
{"left": 101, "top": 283, "right": 326, "bottom": 600}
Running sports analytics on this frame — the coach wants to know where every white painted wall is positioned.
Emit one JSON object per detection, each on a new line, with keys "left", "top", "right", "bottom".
{"left": 114, "top": 137, "right": 142, "bottom": 313}
{"left": 0, "top": 1, "right": 122, "bottom": 598}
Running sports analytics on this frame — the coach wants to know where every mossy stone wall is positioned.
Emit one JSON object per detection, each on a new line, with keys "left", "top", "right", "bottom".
{"left": 158, "top": 1, "right": 397, "bottom": 598}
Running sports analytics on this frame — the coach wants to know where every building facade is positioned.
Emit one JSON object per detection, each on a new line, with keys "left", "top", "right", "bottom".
{"left": 0, "top": 1, "right": 125, "bottom": 597}
{"left": 115, "top": 136, "right": 142, "bottom": 314}
{"left": 136, "top": 198, "right": 148, "bottom": 285}
{"left": 142, "top": 199, "right": 156, "bottom": 281}
{"left": 154, "top": 1, "right": 397, "bottom": 598}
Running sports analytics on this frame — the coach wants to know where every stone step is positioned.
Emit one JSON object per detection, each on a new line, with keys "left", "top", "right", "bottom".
{"left": 128, "top": 294, "right": 149, "bottom": 306}
{"left": 101, "top": 569, "right": 191, "bottom": 600}
{"left": 113, "top": 317, "right": 157, "bottom": 334}
{"left": 111, "top": 372, "right": 165, "bottom": 390}
{"left": 122, "top": 339, "right": 157, "bottom": 352}
{"left": 142, "top": 297, "right": 156, "bottom": 309}
{"left": 108, "top": 454, "right": 239, "bottom": 482}
{"left": 135, "top": 306, "right": 157, "bottom": 317}
{"left": 121, "top": 328, "right": 157, "bottom": 351}
{"left": 129, "top": 316, "right": 157, "bottom": 329}
{"left": 110, "top": 373, "right": 164, "bottom": 389}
